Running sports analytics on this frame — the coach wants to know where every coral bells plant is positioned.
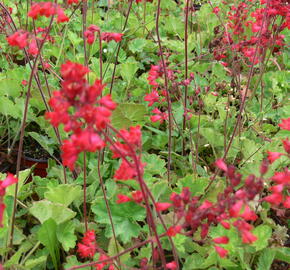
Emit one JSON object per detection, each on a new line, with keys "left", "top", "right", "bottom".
{"left": 28, "top": 2, "right": 69, "bottom": 23}
{"left": 46, "top": 61, "right": 116, "bottom": 170}
{"left": 1, "top": 0, "right": 289, "bottom": 269}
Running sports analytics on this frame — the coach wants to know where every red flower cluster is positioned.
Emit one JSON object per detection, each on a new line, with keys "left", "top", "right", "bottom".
{"left": 110, "top": 126, "right": 143, "bottom": 180}
{"left": 145, "top": 63, "right": 195, "bottom": 124}
{"left": 28, "top": 2, "right": 69, "bottom": 23}
{"left": 101, "top": 32, "right": 123, "bottom": 43}
{"left": 77, "top": 231, "right": 114, "bottom": 269}
{"left": 116, "top": 190, "right": 143, "bottom": 204}
{"left": 84, "top": 25, "right": 123, "bottom": 45}
{"left": 7, "top": 26, "right": 55, "bottom": 56}
{"left": 264, "top": 118, "right": 290, "bottom": 207}
{"left": 169, "top": 159, "right": 266, "bottom": 258}
{"left": 95, "top": 254, "right": 114, "bottom": 270}
{"left": 46, "top": 61, "right": 116, "bottom": 170}
{"left": 77, "top": 230, "right": 97, "bottom": 258}
{"left": 264, "top": 169, "right": 290, "bottom": 208}
{"left": 84, "top": 25, "right": 100, "bottom": 45}
{"left": 7, "top": 30, "right": 29, "bottom": 49}
{"left": 0, "top": 173, "right": 18, "bottom": 227}
{"left": 212, "top": 0, "right": 289, "bottom": 65}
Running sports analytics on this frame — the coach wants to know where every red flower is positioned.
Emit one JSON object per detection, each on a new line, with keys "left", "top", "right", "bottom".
{"left": 21, "top": 80, "right": 28, "bottom": 86}
{"left": 155, "top": 202, "right": 172, "bottom": 212}
{"left": 240, "top": 205, "right": 258, "bottom": 221}
{"left": 131, "top": 190, "right": 143, "bottom": 203}
{"left": 77, "top": 243, "right": 96, "bottom": 258}
{"left": 0, "top": 173, "right": 18, "bottom": 227}
{"left": 68, "top": 0, "right": 79, "bottom": 4}
{"left": 166, "top": 261, "right": 177, "bottom": 270}
{"left": 7, "top": 31, "right": 29, "bottom": 49}
{"left": 213, "top": 236, "right": 229, "bottom": 244}
{"left": 283, "top": 196, "right": 290, "bottom": 208}
{"left": 144, "top": 91, "right": 160, "bottom": 106}
{"left": 84, "top": 25, "right": 100, "bottom": 44}
{"left": 220, "top": 220, "right": 231, "bottom": 230}
{"left": 241, "top": 230, "right": 257, "bottom": 244}
{"left": 264, "top": 192, "right": 283, "bottom": 206}
{"left": 279, "top": 118, "right": 290, "bottom": 131}
{"left": 200, "top": 223, "right": 209, "bottom": 239}
{"left": 214, "top": 246, "right": 228, "bottom": 258}
{"left": 28, "top": 39, "right": 39, "bottom": 56}
{"left": 150, "top": 108, "right": 168, "bottom": 124}
{"left": 267, "top": 151, "right": 283, "bottom": 163}
{"left": 118, "top": 126, "right": 142, "bottom": 147}
{"left": 215, "top": 159, "right": 228, "bottom": 172}
{"left": 0, "top": 173, "right": 18, "bottom": 196}
{"left": 101, "top": 32, "right": 123, "bottom": 43}
{"left": 28, "top": 2, "right": 69, "bottom": 23}
{"left": 116, "top": 194, "right": 131, "bottom": 204}
{"left": 282, "top": 138, "right": 290, "bottom": 154}
{"left": 166, "top": 226, "right": 182, "bottom": 237}
{"left": 114, "top": 160, "right": 137, "bottom": 180}
{"left": 77, "top": 230, "right": 97, "bottom": 259}
{"left": 0, "top": 203, "right": 6, "bottom": 228}
{"left": 229, "top": 200, "right": 243, "bottom": 217}
{"left": 213, "top": 7, "right": 220, "bottom": 14}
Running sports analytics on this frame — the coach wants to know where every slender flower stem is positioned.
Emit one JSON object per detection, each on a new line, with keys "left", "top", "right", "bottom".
{"left": 156, "top": 0, "right": 173, "bottom": 183}
{"left": 98, "top": 31, "right": 103, "bottom": 81}
{"left": 83, "top": 152, "right": 88, "bottom": 231}
{"left": 97, "top": 152, "right": 121, "bottom": 269}
{"left": 82, "top": 0, "right": 88, "bottom": 68}
{"left": 182, "top": 0, "right": 190, "bottom": 156}
{"left": 109, "top": 0, "right": 134, "bottom": 94}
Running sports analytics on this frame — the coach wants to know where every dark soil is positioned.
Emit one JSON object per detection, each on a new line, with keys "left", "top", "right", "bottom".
{"left": 271, "top": 260, "right": 289, "bottom": 270}
{"left": 23, "top": 136, "right": 51, "bottom": 161}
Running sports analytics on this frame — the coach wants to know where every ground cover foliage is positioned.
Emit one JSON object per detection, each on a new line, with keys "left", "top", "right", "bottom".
{"left": 0, "top": 0, "right": 289, "bottom": 269}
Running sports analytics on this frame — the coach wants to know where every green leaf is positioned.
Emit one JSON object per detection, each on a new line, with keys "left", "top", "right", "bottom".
{"left": 183, "top": 253, "right": 204, "bottom": 269}
{"left": 199, "top": 251, "right": 218, "bottom": 269}
{"left": 64, "top": 256, "right": 90, "bottom": 270}
{"left": 0, "top": 76, "right": 20, "bottom": 98}
{"left": 6, "top": 169, "right": 31, "bottom": 196}
{"left": 111, "top": 103, "right": 146, "bottom": 129}
{"left": 44, "top": 184, "right": 82, "bottom": 207}
{"left": 120, "top": 61, "right": 138, "bottom": 85}
{"left": 200, "top": 128, "right": 224, "bottom": 147}
{"left": 92, "top": 200, "right": 145, "bottom": 243}
{"left": 172, "top": 234, "right": 187, "bottom": 253}
{"left": 24, "top": 256, "right": 47, "bottom": 269}
{"left": 252, "top": 225, "right": 272, "bottom": 251}
{"left": 37, "top": 219, "right": 59, "bottom": 270}
{"left": 143, "top": 153, "right": 166, "bottom": 177}
{"left": 129, "top": 38, "right": 147, "bottom": 53}
{"left": 273, "top": 247, "right": 290, "bottom": 263}
{"left": 107, "top": 238, "right": 130, "bottom": 264}
{"left": 256, "top": 248, "right": 276, "bottom": 270}
{"left": 0, "top": 96, "right": 22, "bottom": 118}
{"left": 4, "top": 241, "right": 32, "bottom": 268}
{"left": 56, "top": 221, "right": 77, "bottom": 252}
{"left": 176, "top": 175, "right": 208, "bottom": 196}
{"left": 29, "top": 200, "right": 76, "bottom": 224}
{"left": 28, "top": 132, "right": 55, "bottom": 156}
